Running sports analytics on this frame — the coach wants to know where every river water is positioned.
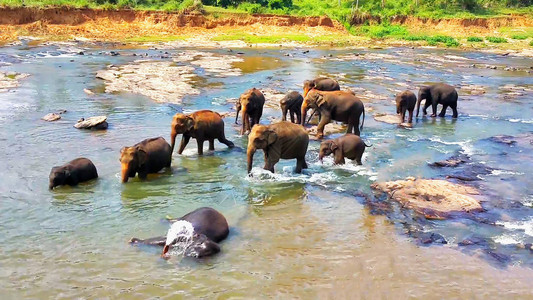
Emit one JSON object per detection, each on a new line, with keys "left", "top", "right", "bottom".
{"left": 0, "top": 41, "right": 532, "bottom": 298}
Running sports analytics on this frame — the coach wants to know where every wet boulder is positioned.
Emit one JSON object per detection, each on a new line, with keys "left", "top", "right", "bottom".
{"left": 371, "top": 177, "right": 484, "bottom": 219}
{"left": 42, "top": 113, "right": 62, "bottom": 122}
{"left": 74, "top": 116, "right": 108, "bottom": 130}
{"left": 429, "top": 154, "right": 470, "bottom": 168}
{"left": 373, "top": 113, "right": 412, "bottom": 127}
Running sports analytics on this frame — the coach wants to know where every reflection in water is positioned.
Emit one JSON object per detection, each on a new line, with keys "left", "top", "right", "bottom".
{"left": 0, "top": 44, "right": 532, "bottom": 298}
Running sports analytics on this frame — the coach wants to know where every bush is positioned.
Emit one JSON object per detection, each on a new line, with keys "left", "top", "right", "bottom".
{"left": 358, "top": 24, "right": 409, "bottom": 38}
{"left": 403, "top": 35, "right": 428, "bottom": 41}
{"left": 467, "top": 36, "right": 483, "bottom": 42}
{"left": 511, "top": 35, "right": 528, "bottom": 40}
{"left": 426, "top": 35, "right": 459, "bottom": 46}
{"left": 486, "top": 36, "right": 507, "bottom": 43}
{"left": 237, "top": 2, "right": 264, "bottom": 13}
{"left": 268, "top": 0, "right": 291, "bottom": 9}
{"left": 530, "top": 40, "right": 533, "bottom": 47}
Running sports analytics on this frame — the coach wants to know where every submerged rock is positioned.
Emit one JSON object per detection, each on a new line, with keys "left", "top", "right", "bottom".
{"left": 371, "top": 177, "right": 483, "bottom": 219}
{"left": 74, "top": 116, "right": 108, "bottom": 130}
{"left": 0, "top": 71, "right": 30, "bottom": 92}
{"left": 429, "top": 154, "right": 470, "bottom": 168}
{"left": 373, "top": 113, "right": 412, "bottom": 127}
{"left": 42, "top": 113, "right": 62, "bottom": 122}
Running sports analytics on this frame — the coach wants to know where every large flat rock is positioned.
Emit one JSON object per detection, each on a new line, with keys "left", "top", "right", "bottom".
{"left": 371, "top": 178, "right": 483, "bottom": 219}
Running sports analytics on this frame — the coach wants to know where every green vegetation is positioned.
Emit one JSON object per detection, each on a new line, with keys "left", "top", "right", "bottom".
{"left": 467, "top": 37, "right": 484, "bottom": 42}
{"left": 530, "top": 40, "right": 533, "bottom": 46}
{"left": 511, "top": 34, "right": 528, "bottom": 40}
{"left": 486, "top": 36, "right": 508, "bottom": 43}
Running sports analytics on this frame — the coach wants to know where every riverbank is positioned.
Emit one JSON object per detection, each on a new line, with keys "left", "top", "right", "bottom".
{"left": 0, "top": 7, "right": 532, "bottom": 55}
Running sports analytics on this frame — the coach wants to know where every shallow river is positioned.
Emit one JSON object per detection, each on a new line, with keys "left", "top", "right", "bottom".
{"left": 1, "top": 41, "right": 532, "bottom": 298}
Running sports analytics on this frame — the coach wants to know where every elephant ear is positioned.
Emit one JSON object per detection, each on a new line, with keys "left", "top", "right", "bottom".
{"left": 185, "top": 116, "right": 194, "bottom": 131}
{"left": 329, "top": 141, "right": 339, "bottom": 152}
{"left": 119, "top": 147, "right": 126, "bottom": 161}
{"left": 316, "top": 93, "right": 327, "bottom": 107}
{"left": 136, "top": 148, "right": 148, "bottom": 166}
{"left": 266, "top": 130, "right": 278, "bottom": 145}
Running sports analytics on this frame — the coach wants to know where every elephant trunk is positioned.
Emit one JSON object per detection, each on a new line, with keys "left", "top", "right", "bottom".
{"left": 161, "top": 245, "right": 170, "bottom": 259}
{"left": 170, "top": 131, "right": 177, "bottom": 154}
{"left": 281, "top": 105, "right": 287, "bottom": 122}
{"left": 416, "top": 90, "right": 423, "bottom": 117}
{"left": 121, "top": 163, "right": 130, "bottom": 183}
{"left": 301, "top": 101, "right": 308, "bottom": 126}
{"left": 235, "top": 105, "right": 241, "bottom": 124}
{"left": 247, "top": 145, "right": 256, "bottom": 173}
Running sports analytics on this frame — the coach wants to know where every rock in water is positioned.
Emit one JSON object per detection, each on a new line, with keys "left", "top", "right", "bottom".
{"left": 74, "top": 116, "right": 108, "bottom": 130}
{"left": 42, "top": 113, "right": 61, "bottom": 122}
{"left": 373, "top": 113, "right": 412, "bottom": 127}
{"left": 371, "top": 178, "right": 483, "bottom": 219}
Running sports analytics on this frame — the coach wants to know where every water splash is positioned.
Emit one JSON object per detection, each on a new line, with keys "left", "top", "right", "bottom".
{"left": 165, "top": 220, "right": 195, "bottom": 256}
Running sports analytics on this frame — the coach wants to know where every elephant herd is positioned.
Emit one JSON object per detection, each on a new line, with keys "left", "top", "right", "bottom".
{"left": 48, "top": 77, "right": 459, "bottom": 258}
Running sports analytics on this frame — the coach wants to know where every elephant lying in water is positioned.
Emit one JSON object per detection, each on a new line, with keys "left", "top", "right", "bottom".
{"left": 120, "top": 137, "right": 171, "bottom": 183}
{"left": 170, "top": 110, "right": 234, "bottom": 156}
{"left": 49, "top": 158, "right": 98, "bottom": 189}
{"left": 129, "top": 207, "right": 229, "bottom": 259}
{"left": 247, "top": 121, "right": 309, "bottom": 174}
{"left": 417, "top": 83, "right": 458, "bottom": 118}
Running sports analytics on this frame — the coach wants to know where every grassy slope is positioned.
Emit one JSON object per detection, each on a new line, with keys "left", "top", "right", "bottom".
{"left": 0, "top": 0, "right": 531, "bottom": 48}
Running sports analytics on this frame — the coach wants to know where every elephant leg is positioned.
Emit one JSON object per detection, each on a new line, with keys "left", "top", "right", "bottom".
{"left": 197, "top": 138, "right": 204, "bottom": 155}
{"left": 290, "top": 112, "right": 295, "bottom": 123}
{"left": 178, "top": 135, "right": 191, "bottom": 154}
{"left": 438, "top": 104, "right": 448, "bottom": 117}
{"left": 295, "top": 157, "right": 308, "bottom": 173}
{"left": 430, "top": 101, "right": 438, "bottom": 117}
{"left": 450, "top": 102, "right": 458, "bottom": 118}
{"left": 218, "top": 134, "right": 234, "bottom": 148}
{"left": 423, "top": 101, "right": 430, "bottom": 116}
{"left": 346, "top": 120, "right": 354, "bottom": 135}
{"left": 316, "top": 116, "right": 331, "bottom": 139}
{"left": 264, "top": 152, "right": 278, "bottom": 173}
{"left": 353, "top": 116, "right": 361, "bottom": 136}
{"left": 209, "top": 139, "right": 215, "bottom": 151}
{"left": 296, "top": 110, "right": 302, "bottom": 124}
{"left": 282, "top": 108, "right": 287, "bottom": 122}
{"left": 138, "top": 169, "right": 148, "bottom": 180}
{"left": 408, "top": 109, "right": 414, "bottom": 123}
{"left": 401, "top": 107, "right": 407, "bottom": 123}
{"left": 241, "top": 113, "right": 248, "bottom": 135}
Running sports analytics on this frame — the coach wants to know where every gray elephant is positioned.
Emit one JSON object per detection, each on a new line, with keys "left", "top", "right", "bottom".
{"left": 396, "top": 90, "right": 417, "bottom": 123}
{"left": 247, "top": 121, "right": 309, "bottom": 174}
{"left": 170, "top": 110, "right": 234, "bottom": 156}
{"left": 235, "top": 88, "right": 265, "bottom": 135}
{"left": 319, "top": 134, "right": 371, "bottom": 165}
{"left": 417, "top": 83, "right": 458, "bottom": 118}
{"left": 120, "top": 137, "right": 172, "bottom": 183}
{"left": 301, "top": 90, "right": 365, "bottom": 139}
{"left": 280, "top": 91, "right": 303, "bottom": 124}
{"left": 129, "top": 207, "right": 229, "bottom": 259}
{"left": 303, "top": 77, "right": 340, "bottom": 97}
{"left": 49, "top": 158, "right": 98, "bottom": 189}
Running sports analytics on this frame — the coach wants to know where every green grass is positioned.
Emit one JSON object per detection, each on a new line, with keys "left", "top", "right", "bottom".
{"left": 467, "top": 37, "right": 483, "bottom": 42}
{"left": 486, "top": 36, "right": 508, "bottom": 43}
{"left": 212, "top": 32, "right": 312, "bottom": 44}
{"left": 511, "top": 34, "right": 528, "bottom": 40}
{"left": 530, "top": 40, "right": 533, "bottom": 47}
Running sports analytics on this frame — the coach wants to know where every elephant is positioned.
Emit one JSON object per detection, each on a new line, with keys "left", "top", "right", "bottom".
{"left": 235, "top": 88, "right": 265, "bottom": 135}
{"left": 301, "top": 90, "right": 365, "bottom": 139}
{"left": 319, "top": 134, "right": 372, "bottom": 165}
{"left": 120, "top": 137, "right": 172, "bottom": 183}
{"left": 49, "top": 158, "right": 98, "bottom": 189}
{"left": 417, "top": 83, "right": 458, "bottom": 118}
{"left": 129, "top": 207, "right": 229, "bottom": 259}
{"left": 170, "top": 110, "right": 234, "bottom": 156}
{"left": 280, "top": 91, "right": 303, "bottom": 124}
{"left": 247, "top": 121, "right": 309, "bottom": 174}
{"left": 303, "top": 77, "right": 340, "bottom": 98}
{"left": 396, "top": 90, "right": 417, "bottom": 123}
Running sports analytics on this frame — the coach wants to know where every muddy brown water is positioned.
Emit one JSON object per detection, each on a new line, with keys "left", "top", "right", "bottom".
{"left": 0, "top": 41, "right": 532, "bottom": 298}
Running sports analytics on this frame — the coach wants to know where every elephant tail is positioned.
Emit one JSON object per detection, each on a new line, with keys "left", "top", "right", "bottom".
{"left": 360, "top": 106, "right": 365, "bottom": 132}
{"left": 364, "top": 142, "right": 373, "bottom": 148}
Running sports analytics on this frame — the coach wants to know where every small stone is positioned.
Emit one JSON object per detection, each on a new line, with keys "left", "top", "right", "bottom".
{"left": 77, "top": 51, "right": 84, "bottom": 55}
{"left": 74, "top": 115, "right": 108, "bottom": 130}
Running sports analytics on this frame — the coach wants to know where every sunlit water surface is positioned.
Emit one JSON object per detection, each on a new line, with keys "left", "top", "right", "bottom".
{"left": 0, "top": 42, "right": 532, "bottom": 298}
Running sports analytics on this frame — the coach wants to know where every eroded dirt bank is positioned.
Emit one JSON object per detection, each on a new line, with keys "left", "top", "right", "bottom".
{"left": 0, "top": 7, "right": 345, "bottom": 43}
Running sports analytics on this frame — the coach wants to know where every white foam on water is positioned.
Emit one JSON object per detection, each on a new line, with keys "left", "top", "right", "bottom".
{"left": 489, "top": 169, "right": 524, "bottom": 176}
{"left": 497, "top": 219, "right": 533, "bottom": 237}
{"left": 165, "top": 220, "right": 195, "bottom": 256}
{"left": 509, "top": 118, "right": 533, "bottom": 124}
{"left": 494, "top": 234, "right": 521, "bottom": 245}
{"left": 522, "top": 195, "right": 533, "bottom": 208}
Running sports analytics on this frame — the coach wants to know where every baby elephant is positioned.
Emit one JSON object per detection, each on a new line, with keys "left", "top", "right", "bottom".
{"left": 319, "top": 134, "right": 371, "bottom": 165}
{"left": 396, "top": 90, "right": 417, "bottom": 123}
{"left": 49, "top": 158, "right": 98, "bottom": 189}
{"left": 120, "top": 137, "right": 172, "bottom": 183}
{"left": 129, "top": 207, "right": 229, "bottom": 259}
{"left": 170, "top": 110, "right": 234, "bottom": 156}
{"left": 280, "top": 91, "right": 303, "bottom": 124}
